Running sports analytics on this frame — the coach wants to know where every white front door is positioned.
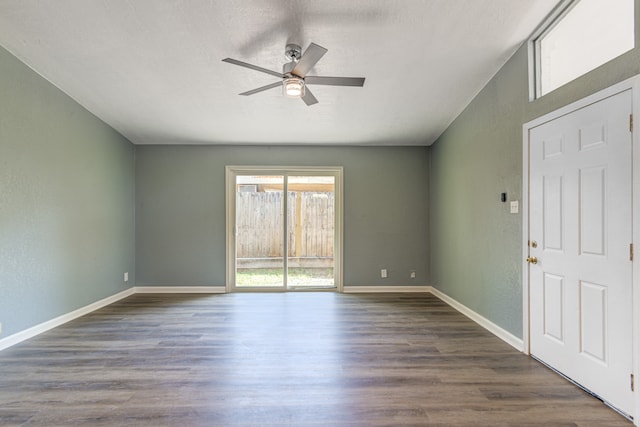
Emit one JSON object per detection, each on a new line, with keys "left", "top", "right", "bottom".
{"left": 528, "top": 90, "right": 634, "bottom": 415}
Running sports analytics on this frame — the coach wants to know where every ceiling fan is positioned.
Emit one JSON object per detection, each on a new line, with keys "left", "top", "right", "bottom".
{"left": 222, "top": 42, "right": 365, "bottom": 106}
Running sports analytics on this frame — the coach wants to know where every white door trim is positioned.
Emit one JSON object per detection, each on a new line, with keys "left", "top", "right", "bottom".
{"left": 225, "top": 165, "right": 344, "bottom": 293}
{"left": 522, "top": 75, "right": 640, "bottom": 424}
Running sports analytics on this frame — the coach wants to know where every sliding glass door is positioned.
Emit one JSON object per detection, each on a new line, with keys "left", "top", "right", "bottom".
{"left": 226, "top": 167, "right": 342, "bottom": 292}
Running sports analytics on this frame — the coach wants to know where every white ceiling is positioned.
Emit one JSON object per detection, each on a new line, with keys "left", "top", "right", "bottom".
{"left": 0, "top": 0, "right": 559, "bottom": 146}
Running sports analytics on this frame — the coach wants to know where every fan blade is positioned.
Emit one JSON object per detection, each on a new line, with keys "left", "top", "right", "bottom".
{"left": 301, "top": 88, "right": 318, "bottom": 106}
{"left": 238, "top": 81, "right": 282, "bottom": 96}
{"left": 292, "top": 43, "right": 327, "bottom": 77}
{"left": 222, "top": 58, "right": 284, "bottom": 78}
{"left": 305, "top": 76, "right": 365, "bottom": 87}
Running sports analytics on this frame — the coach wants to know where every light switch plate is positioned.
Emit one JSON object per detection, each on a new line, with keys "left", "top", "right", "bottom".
{"left": 510, "top": 201, "right": 519, "bottom": 214}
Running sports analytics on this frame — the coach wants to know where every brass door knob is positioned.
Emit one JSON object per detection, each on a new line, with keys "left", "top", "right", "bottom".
{"left": 526, "top": 256, "right": 538, "bottom": 264}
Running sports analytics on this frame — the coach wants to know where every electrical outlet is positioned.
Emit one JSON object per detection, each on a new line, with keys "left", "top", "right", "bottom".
{"left": 410, "top": 271, "right": 416, "bottom": 279}
{"left": 381, "top": 269, "right": 388, "bottom": 278}
{"left": 124, "top": 272, "right": 129, "bottom": 282}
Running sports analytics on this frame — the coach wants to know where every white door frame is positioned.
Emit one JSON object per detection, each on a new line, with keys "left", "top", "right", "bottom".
{"left": 522, "top": 75, "right": 640, "bottom": 424}
{"left": 225, "top": 165, "right": 344, "bottom": 293}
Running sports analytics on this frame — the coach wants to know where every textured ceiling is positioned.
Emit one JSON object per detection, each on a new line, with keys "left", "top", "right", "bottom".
{"left": 0, "top": 0, "right": 559, "bottom": 146}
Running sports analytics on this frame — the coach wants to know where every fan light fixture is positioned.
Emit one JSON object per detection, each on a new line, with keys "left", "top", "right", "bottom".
{"left": 284, "top": 77, "right": 305, "bottom": 97}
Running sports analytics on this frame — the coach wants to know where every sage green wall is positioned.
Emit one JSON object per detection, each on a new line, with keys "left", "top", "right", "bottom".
{"left": 430, "top": 1, "right": 640, "bottom": 338}
{"left": 0, "top": 45, "right": 135, "bottom": 338}
{"left": 135, "top": 145, "right": 430, "bottom": 287}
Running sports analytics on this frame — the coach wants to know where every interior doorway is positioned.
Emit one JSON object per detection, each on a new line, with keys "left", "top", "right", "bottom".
{"left": 226, "top": 166, "right": 343, "bottom": 292}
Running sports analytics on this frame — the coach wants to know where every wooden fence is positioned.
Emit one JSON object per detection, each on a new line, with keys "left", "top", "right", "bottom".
{"left": 236, "top": 192, "right": 334, "bottom": 258}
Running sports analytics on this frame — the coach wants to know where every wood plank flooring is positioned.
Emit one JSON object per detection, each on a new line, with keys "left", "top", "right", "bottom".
{"left": 0, "top": 293, "right": 633, "bottom": 426}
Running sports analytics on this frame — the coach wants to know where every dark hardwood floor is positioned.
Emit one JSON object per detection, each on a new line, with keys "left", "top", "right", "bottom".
{"left": 0, "top": 293, "right": 633, "bottom": 426}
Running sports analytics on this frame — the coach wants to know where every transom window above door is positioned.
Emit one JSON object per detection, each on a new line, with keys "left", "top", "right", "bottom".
{"left": 529, "top": 0, "right": 635, "bottom": 98}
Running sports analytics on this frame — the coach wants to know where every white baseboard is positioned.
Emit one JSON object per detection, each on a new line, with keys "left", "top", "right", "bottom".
{"left": 133, "top": 286, "right": 226, "bottom": 294}
{"left": 429, "top": 287, "right": 524, "bottom": 352}
{"left": 342, "top": 285, "right": 524, "bottom": 352}
{"left": 343, "top": 286, "right": 433, "bottom": 293}
{"left": 0, "top": 288, "right": 135, "bottom": 352}
{"left": 0, "top": 284, "right": 523, "bottom": 354}
{"left": 0, "top": 286, "right": 226, "bottom": 352}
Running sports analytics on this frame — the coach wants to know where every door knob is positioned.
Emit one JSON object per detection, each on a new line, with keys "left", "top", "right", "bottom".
{"left": 526, "top": 256, "right": 538, "bottom": 264}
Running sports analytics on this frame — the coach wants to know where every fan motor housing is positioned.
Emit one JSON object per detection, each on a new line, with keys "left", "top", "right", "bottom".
{"left": 284, "top": 43, "right": 302, "bottom": 62}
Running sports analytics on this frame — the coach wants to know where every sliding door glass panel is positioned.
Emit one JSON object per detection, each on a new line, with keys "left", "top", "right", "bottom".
{"left": 235, "top": 175, "right": 285, "bottom": 288}
{"left": 287, "top": 176, "right": 335, "bottom": 289}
